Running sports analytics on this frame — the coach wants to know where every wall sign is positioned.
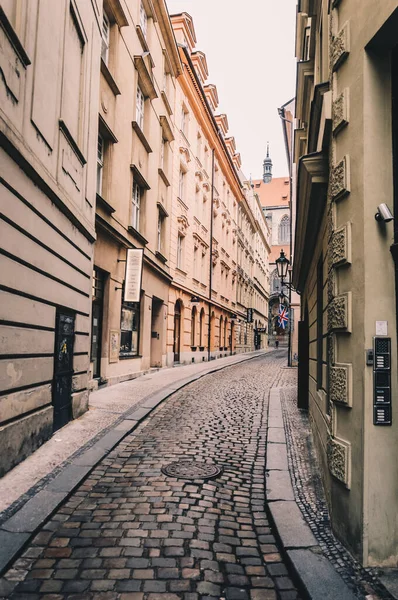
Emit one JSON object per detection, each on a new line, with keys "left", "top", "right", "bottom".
{"left": 124, "top": 248, "right": 144, "bottom": 303}
{"left": 247, "top": 308, "right": 253, "bottom": 323}
{"left": 109, "top": 330, "right": 120, "bottom": 363}
{"left": 373, "top": 337, "right": 392, "bottom": 425}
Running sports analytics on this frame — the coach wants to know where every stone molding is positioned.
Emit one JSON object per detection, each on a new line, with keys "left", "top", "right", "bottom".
{"left": 330, "top": 361, "right": 352, "bottom": 407}
{"left": 331, "top": 155, "right": 350, "bottom": 201}
{"left": 327, "top": 436, "right": 351, "bottom": 488}
{"left": 332, "top": 88, "right": 349, "bottom": 134}
{"left": 331, "top": 223, "right": 352, "bottom": 267}
{"left": 331, "top": 22, "right": 350, "bottom": 72}
{"left": 328, "top": 293, "right": 352, "bottom": 332}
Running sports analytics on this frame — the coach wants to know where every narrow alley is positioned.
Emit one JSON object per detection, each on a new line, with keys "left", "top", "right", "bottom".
{"left": 0, "top": 354, "right": 299, "bottom": 600}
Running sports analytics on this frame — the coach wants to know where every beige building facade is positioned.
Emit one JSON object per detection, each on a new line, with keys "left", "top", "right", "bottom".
{"left": 167, "top": 13, "right": 270, "bottom": 365}
{"left": 0, "top": 0, "right": 101, "bottom": 475}
{"left": 293, "top": 0, "right": 398, "bottom": 567}
{"left": 91, "top": 0, "right": 182, "bottom": 387}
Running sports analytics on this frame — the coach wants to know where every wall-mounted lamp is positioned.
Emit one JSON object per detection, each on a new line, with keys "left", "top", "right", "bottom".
{"left": 190, "top": 295, "right": 201, "bottom": 303}
{"left": 375, "top": 203, "right": 394, "bottom": 223}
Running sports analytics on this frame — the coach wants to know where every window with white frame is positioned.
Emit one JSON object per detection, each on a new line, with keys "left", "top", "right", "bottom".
{"left": 136, "top": 86, "right": 145, "bottom": 130}
{"left": 97, "top": 135, "right": 104, "bottom": 195}
{"left": 101, "top": 11, "right": 110, "bottom": 65}
{"left": 140, "top": 1, "right": 147, "bottom": 38}
{"left": 177, "top": 233, "right": 184, "bottom": 269}
{"left": 178, "top": 169, "right": 185, "bottom": 200}
{"left": 131, "top": 182, "right": 141, "bottom": 230}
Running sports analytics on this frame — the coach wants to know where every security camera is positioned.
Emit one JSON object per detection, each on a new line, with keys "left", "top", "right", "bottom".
{"left": 375, "top": 204, "right": 394, "bottom": 223}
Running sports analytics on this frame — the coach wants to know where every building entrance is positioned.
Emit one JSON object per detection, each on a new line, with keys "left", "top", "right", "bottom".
{"left": 173, "top": 300, "right": 182, "bottom": 363}
{"left": 53, "top": 311, "right": 75, "bottom": 431}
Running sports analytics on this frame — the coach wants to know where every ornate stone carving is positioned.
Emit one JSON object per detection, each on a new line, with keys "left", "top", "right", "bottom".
{"left": 330, "top": 362, "right": 352, "bottom": 406}
{"left": 177, "top": 214, "right": 189, "bottom": 234}
{"left": 327, "top": 436, "right": 350, "bottom": 488}
{"left": 333, "top": 89, "right": 349, "bottom": 134}
{"left": 328, "top": 293, "right": 351, "bottom": 332}
{"left": 327, "top": 268, "right": 336, "bottom": 302}
{"left": 331, "top": 156, "right": 350, "bottom": 201}
{"left": 331, "top": 22, "right": 350, "bottom": 72}
{"left": 331, "top": 223, "right": 351, "bottom": 267}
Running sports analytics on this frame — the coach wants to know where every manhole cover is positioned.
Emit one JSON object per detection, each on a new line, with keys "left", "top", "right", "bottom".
{"left": 161, "top": 461, "right": 223, "bottom": 480}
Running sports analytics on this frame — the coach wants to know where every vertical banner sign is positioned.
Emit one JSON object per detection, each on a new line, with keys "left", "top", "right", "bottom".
{"left": 124, "top": 248, "right": 143, "bottom": 302}
{"left": 247, "top": 308, "right": 253, "bottom": 323}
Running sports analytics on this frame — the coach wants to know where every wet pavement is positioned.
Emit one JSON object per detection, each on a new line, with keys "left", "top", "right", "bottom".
{"left": 0, "top": 352, "right": 300, "bottom": 600}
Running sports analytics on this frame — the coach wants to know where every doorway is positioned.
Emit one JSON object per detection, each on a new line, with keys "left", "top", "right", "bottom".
{"left": 151, "top": 297, "right": 163, "bottom": 368}
{"left": 91, "top": 267, "right": 105, "bottom": 379}
{"left": 173, "top": 300, "right": 182, "bottom": 363}
{"left": 297, "top": 302, "right": 309, "bottom": 409}
{"left": 53, "top": 310, "right": 75, "bottom": 431}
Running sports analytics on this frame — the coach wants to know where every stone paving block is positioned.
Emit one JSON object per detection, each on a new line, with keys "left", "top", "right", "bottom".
{"left": 287, "top": 548, "right": 357, "bottom": 600}
{"left": 72, "top": 444, "right": 108, "bottom": 467}
{"left": 126, "top": 407, "right": 152, "bottom": 421}
{"left": 2, "top": 491, "right": 67, "bottom": 533}
{"left": 47, "top": 465, "right": 92, "bottom": 492}
{"left": 266, "top": 471, "right": 295, "bottom": 501}
{"left": 268, "top": 415, "right": 284, "bottom": 428}
{"left": 267, "top": 427, "right": 286, "bottom": 444}
{"left": 266, "top": 443, "right": 288, "bottom": 471}
{"left": 269, "top": 502, "right": 317, "bottom": 549}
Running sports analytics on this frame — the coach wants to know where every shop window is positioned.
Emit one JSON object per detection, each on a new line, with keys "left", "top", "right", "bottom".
{"left": 120, "top": 297, "right": 140, "bottom": 356}
{"left": 191, "top": 306, "right": 197, "bottom": 347}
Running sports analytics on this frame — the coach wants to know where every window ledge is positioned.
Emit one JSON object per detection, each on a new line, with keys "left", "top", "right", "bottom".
{"left": 161, "top": 90, "right": 173, "bottom": 116}
{"left": 128, "top": 225, "right": 148, "bottom": 246}
{"left": 59, "top": 120, "right": 86, "bottom": 165}
{"left": 155, "top": 250, "right": 167, "bottom": 264}
{"left": 132, "top": 121, "right": 153, "bottom": 153}
{"left": 101, "top": 59, "right": 121, "bottom": 96}
{"left": 96, "top": 193, "right": 115, "bottom": 214}
{"left": 136, "top": 25, "right": 149, "bottom": 52}
{"left": 0, "top": 7, "right": 31, "bottom": 67}
{"left": 158, "top": 167, "right": 170, "bottom": 187}
{"left": 119, "top": 353, "right": 141, "bottom": 360}
{"left": 175, "top": 267, "right": 187, "bottom": 276}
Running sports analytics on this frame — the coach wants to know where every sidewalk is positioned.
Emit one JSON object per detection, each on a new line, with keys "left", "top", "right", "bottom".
{"left": 0, "top": 349, "right": 269, "bottom": 576}
{"left": 267, "top": 371, "right": 396, "bottom": 600}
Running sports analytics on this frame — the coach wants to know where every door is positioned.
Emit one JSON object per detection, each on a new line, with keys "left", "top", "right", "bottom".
{"left": 297, "top": 305, "right": 309, "bottom": 409}
{"left": 151, "top": 298, "right": 163, "bottom": 368}
{"left": 173, "top": 301, "right": 181, "bottom": 362}
{"left": 53, "top": 311, "right": 75, "bottom": 431}
{"left": 91, "top": 268, "right": 105, "bottom": 379}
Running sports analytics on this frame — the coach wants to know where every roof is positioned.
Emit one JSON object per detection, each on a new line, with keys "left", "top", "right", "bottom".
{"left": 252, "top": 176, "right": 290, "bottom": 208}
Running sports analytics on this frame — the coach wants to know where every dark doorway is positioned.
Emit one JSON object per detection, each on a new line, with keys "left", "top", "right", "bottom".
{"left": 53, "top": 310, "right": 75, "bottom": 431}
{"left": 91, "top": 267, "right": 105, "bottom": 379}
{"left": 297, "top": 303, "right": 309, "bottom": 409}
{"left": 173, "top": 300, "right": 182, "bottom": 363}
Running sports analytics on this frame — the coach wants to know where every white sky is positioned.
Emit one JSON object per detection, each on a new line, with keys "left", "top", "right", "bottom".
{"left": 166, "top": 0, "right": 297, "bottom": 179}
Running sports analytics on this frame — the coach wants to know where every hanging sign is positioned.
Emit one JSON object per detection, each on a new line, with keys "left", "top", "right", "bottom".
{"left": 247, "top": 308, "right": 254, "bottom": 323}
{"left": 124, "top": 248, "right": 143, "bottom": 303}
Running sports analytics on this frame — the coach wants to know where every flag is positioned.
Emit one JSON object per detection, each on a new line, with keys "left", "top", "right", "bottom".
{"left": 278, "top": 304, "right": 289, "bottom": 330}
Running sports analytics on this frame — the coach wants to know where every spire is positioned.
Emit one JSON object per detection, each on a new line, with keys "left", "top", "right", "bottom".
{"left": 263, "top": 142, "right": 273, "bottom": 184}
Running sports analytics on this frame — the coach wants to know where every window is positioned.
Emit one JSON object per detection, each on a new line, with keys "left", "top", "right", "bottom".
{"left": 317, "top": 256, "right": 323, "bottom": 389}
{"left": 177, "top": 234, "right": 184, "bottom": 269}
{"left": 303, "top": 25, "right": 311, "bottom": 61}
{"left": 178, "top": 170, "right": 185, "bottom": 200}
{"left": 197, "top": 132, "right": 202, "bottom": 160}
{"left": 157, "top": 209, "right": 165, "bottom": 252}
{"left": 201, "top": 251, "right": 205, "bottom": 283}
{"left": 279, "top": 215, "right": 290, "bottom": 244}
{"left": 101, "top": 11, "right": 110, "bottom": 65}
{"left": 200, "top": 308, "right": 205, "bottom": 347}
{"left": 181, "top": 106, "right": 188, "bottom": 136}
{"left": 136, "top": 86, "right": 145, "bottom": 130}
{"left": 160, "top": 138, "right": 165, "bottom": 169}
{"left": 191, "top": 307, "right": 197, "bottom": 347}
{"left": 131, "top": 182, "right": 141, "bottom": 230}
{"left": 120, "top": 300, "right": 140, "bottom": 356}
{"left": 193, "top": 245, "right": 198, "bottom": 279}
{"left": 140, "top": 1, "right": 147, "bottom": 39}
{"left": 97, "top": 135, "right": 104, "bottom": 195}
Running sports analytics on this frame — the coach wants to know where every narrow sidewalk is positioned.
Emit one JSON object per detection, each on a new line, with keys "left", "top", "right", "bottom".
{"left": 0, "top": 350, "right": 269, "bottom": 523}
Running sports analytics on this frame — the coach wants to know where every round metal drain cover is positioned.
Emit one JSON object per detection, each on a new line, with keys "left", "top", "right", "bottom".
{"left": 161, "top": 461, "right": 223, "bottom": 480}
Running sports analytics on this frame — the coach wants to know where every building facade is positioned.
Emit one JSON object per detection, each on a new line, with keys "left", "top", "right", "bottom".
{"left": 91, "top": 0, "right": 182, "bottom": 387}
{"left": 253, "top": 144, "right": 300, "bottom": 360}
{"left": 167, "top": 12, "right": 270, "bottom": 365}
{"left": 293, "top": 0, "right": 398, "bottom": 567}
{"left": 0, "top": 0, "right": 101, "bottom": 475}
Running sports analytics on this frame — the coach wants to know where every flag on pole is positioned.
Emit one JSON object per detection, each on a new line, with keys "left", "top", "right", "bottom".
{"left": 278, "top": 304, "right": 289, "bottom": 329}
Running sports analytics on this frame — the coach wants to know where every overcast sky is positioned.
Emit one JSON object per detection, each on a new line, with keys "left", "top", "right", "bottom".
{"left": 166, "top": 0, "right": 297, "bottom": 179}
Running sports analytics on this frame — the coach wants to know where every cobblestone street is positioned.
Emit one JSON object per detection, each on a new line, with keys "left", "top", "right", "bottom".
{"left": 0, "top": 353, "right": 300, "bottom": 600}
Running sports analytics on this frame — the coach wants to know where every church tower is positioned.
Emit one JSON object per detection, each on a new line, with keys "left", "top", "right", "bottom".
{"left": 263, "top": 142, "right": 273, "bottom": 183}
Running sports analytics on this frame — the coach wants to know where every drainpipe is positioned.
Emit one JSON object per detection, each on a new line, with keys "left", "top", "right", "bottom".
{"left": 208, "top": 148, "right": 215, "bottom": 362}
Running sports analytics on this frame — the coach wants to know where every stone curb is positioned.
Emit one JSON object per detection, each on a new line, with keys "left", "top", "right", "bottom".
{"left": 265, "top": 387, "right": 357, "bottom": 600}
{"left": 0, "top": 349, "right": 269, "bottom": 577}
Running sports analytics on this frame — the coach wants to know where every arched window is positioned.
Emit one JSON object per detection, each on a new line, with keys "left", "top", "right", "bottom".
{"left": 199, "top": 308, "right": 205, "bottom": 347}
{"left": 219, "top": 316, "right": 223, "bottom": 349}
{"left": 224, "top": 318, "right": 228, "bottom": 348}
{"left": 279, "top": 215, "right": 290, "bottom": 244}
{"left": 191, "top": 306, "right": 197, "bottom": 347}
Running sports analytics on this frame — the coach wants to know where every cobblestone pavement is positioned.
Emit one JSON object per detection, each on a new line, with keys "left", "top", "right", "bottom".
{"left": 0, "top": 352, "right": 301, "bottom": 600}
{"left": 278, "top": 368, "right": 394, "bottom": 600}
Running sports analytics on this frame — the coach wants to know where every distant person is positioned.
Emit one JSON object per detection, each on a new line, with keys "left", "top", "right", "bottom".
{"left": 275, "top": 340, "right": 279, "bottom": 349}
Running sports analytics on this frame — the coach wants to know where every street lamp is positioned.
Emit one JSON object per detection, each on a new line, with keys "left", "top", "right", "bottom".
{"left": 275, "top": 249, "right": 291, "bottom": 366}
